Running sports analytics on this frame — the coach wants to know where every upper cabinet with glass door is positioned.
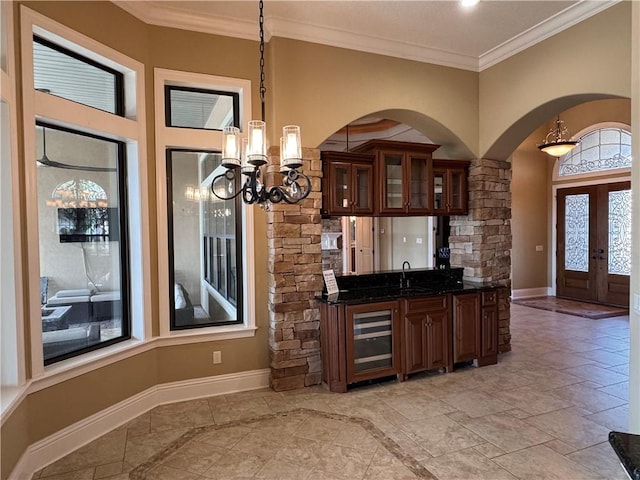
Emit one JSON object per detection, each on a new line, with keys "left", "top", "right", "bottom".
{"left": 321, "top": 151, "right": 375, "bottom": 216}
{"left": 432, "top": 159, "right": 469, "bottom": 215}
{"left": 353, "top": 140, "right": 440, "bottom": 215}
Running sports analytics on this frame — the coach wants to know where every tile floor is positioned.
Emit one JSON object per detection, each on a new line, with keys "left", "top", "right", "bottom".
{"left": 31, "top": 303, "right": 631, "bottom": 479}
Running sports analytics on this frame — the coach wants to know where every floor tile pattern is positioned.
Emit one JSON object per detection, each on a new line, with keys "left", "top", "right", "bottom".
{"left": 31, "top": 304, "right": 631, "bottom": 479}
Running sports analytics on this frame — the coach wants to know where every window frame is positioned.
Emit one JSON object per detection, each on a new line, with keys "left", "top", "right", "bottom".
{"left": 20, "top": 6, "right": 150, "bottom": 380}
{"left": 164, "top": 85, "right": 239, "bottom": 130}
{"left": 154, "top": 67, "right": 256, "bottom": 340}
{"left": 33, "top": 35, "right": 125, "bottom": 116}
{"left": 165, "top": 148, "right": 243, "bottom": 331}
{"left": 36, "top": 121, "right": 132, "bottom": 365}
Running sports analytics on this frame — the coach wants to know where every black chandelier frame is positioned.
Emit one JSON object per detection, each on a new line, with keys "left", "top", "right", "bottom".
{"left": 211, "top": 0, "right": 311, "bottom": 206}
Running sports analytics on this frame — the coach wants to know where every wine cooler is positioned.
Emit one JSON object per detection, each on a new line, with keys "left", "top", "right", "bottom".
{"left": 345, "top": 301, "right": 400, "bottom": 383}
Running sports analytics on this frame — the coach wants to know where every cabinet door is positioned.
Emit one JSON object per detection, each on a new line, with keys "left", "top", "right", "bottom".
{"left": 453, "top": 293, "right": 480, "bottom": 363}
{"left": 448, "top": 168, "right": 468, "bottom": 215}
{"left": 480, "top": 306, "right": 498, "bottom": 358}
{"left": 353, "top": 163, "right": 374, "bottom": 214}
{"left": 403, "top": 312, "right": 427, "bottom": 374}
{"left": 407, "top": 154, "right": 431, "bottom": 214}
{"left": 345, "top": 301, "right": 400, "bottom": 383}
{"left": 427, "top": 310, "right": 451, "bottom": 370}
{"left": 379, "top": 153, "right": 405, "bottom": 213}
{"left": 329, "top": 162, "right": 353, "bottom": 214}
{"left": 432, "top": 168, "right": 447, "bottom": 215}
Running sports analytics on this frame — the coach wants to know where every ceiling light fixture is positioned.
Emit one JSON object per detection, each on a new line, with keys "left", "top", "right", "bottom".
{"left": 460, "top": 0, "right": 480, "bottom": 7}
{"left": 537, "top": 115, "right": 580, "bottom": 157}
{"left": 211, "top": 0, "right": 311, "bottom": 206}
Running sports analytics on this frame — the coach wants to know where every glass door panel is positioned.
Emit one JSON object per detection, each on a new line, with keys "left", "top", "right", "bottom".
{"left": 330, "top": 163, "right": 352, "bottom": 212}
{"left": 352, "top": 309, "right": 393, "bottom": 372}
{"left": 383, "top": 154, "right": 403, "bottom": 210}
{"left": 564, "top": 193, "right": 590, "bottom": 272}
{"left": 608, "top": 189, "right": 631, "bottom": 275}
{"left": 433, "top": 171, "right": 444, "bottom": 212}
{"left": 450, "top": 170, "right": 462, "bottom": 211}
{"left": 354, "top": 164, "right": 372, "bottom": 212}
{"left": 409, "top": 155, "right": 429, "bottom": 210}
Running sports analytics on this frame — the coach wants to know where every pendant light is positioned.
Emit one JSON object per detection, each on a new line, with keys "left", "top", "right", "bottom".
{"left": 212, "top": 0, "right": 311, "bottom": 206}
{"left": 537, "top": 116, "right": 579, "bottom": 157}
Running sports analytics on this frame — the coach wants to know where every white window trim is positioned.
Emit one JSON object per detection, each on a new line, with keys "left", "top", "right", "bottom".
{"left": 20, "top": 6, "right": 151, "bottom": 379}
{"left": 1, "top": 0, "right": 27, "bottom": 415}
{"left": 154, "top": 67, "right": 256, "bottom": 339}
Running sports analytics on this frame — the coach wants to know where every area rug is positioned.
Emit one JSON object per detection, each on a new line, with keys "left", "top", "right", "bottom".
{"left": 129, "top": 408, "right": 438, "bottom": 479}
{"left": 512, "top": 296, "right": 628, "bottom": 319}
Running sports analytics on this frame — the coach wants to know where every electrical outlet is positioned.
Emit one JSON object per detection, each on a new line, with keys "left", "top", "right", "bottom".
{"left": 416, "top": 237, "right": 423, "bottom": 244}
{"left": 213, "top": 351, "right": 222, "bottom": 364}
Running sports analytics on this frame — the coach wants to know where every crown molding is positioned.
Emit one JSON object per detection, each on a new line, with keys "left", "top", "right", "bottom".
{"left": 113, "top": 0, "right": 619, "bottom": 73}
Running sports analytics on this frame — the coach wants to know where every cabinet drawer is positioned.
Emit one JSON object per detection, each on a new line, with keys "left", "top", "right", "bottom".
{"left": 481, "top": 290, "right": 497, "bottom": 306}
{"left": 405, "top": 295, "right": 449, "bottom": 312}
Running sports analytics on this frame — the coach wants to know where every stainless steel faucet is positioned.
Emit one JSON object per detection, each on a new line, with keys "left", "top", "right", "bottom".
{"left": 401, "top": 261, "right": 411, "bottom": 288}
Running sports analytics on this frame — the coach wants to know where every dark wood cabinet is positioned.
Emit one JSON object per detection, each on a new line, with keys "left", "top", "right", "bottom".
{"left": 402, "top": 295, "right": 452, "bottom": 377}
{"left": 352, "top": 140, "right": 440, "bottom": 214}
{"left": 432, "top": 160, "right": 469, "bottom": 215}
{"left": 319, "top": 288, "right": 499, "bottom": 392}
{"left": 321, "top": 151, "right": 374, "bottom": 216}
{"left": 453, "top": 292, "right": 481, "bottom": 363}
{"left": 478, "top": 290, "right": 499, "bottom": 366}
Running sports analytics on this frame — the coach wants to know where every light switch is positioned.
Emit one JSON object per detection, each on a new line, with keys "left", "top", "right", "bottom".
{"left": 416, "top": 237, "right": 423, "bottom": 244}
{"left": 535, "top": 245, "right": 544, "bottom": 252}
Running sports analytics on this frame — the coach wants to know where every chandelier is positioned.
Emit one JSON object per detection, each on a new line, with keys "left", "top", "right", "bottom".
{"left": 211, "top": 0, "right": 311, "bottom": 206}
{"left": 537, "top": 115, "right": 580, "bottom": 157}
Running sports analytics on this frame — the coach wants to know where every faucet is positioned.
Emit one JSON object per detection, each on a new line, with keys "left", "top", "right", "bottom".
{"left": 401, "top": 261, "right": 411, "bottom": 288}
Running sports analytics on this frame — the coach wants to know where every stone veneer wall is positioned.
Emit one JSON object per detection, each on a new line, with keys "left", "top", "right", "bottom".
{"left": 448, "top": 158, "right": 512, "bottom": 352}
{"left": 266, "top": 147, "right": 325, "bottom": 390}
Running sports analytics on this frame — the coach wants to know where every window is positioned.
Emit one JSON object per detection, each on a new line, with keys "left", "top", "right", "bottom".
{"left": 22, "top": 8, "right": 148, "bottom": 374}
{"left": 37, "top": 124, "right": 130, "bottom": 364}
{"left": 33, "top": 36, "right": 123, "bottom": 115}
{"left": 155, "top": 68, "right": 255, "bottom": 338}
{"left": 558, "top": 127, "right": 632, "bottom": 176}
{"left": 165, "top": 86, "right": 238, "bottom": 130}
{"left": 167, "top": 150, "right": 242, "bottom": 329}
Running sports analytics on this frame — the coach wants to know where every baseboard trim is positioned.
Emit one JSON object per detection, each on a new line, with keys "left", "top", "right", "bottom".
{"left": 511, "top": 287, "right": 552, "bottom": 300}
{"left": 9, "top": 368, "right": 270, "bottom": 480}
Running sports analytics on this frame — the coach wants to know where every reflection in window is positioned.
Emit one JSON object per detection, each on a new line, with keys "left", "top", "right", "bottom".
{"left": 608, "top": 190, "right": 631, "bottom": 275}
{"left": 167, "top": 150, "right": 242, "bottom": 330}
{"left": 36, "top": 124, "right": 129, "bottom": 365}
{"left": 558, "top": 128, "right": 632, "bottom": 176}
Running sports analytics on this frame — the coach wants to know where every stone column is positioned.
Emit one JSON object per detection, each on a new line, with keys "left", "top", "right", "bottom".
{"left": 449, "top": 158, "right": 512, "bottom": 352}
{"left": 266, "top": 147, "right": 324, "bottom": 390}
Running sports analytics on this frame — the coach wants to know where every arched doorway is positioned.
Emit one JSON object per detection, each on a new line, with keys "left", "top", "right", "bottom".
{"left": 553, "top": 125, "right": 632, "bottom": 307}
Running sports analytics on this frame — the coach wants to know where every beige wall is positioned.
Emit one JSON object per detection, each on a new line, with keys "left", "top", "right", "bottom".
{"left": 510, "top": 98, "right": 631, "bottom": 292}
{"left": 268, "top": 37, "right": 479, "bottom": 159}
{"left": 479, "top": 1, "right": 632, "bottom": 160}
{"left": 2, "top": 1, "right": 635, "bottom": 477}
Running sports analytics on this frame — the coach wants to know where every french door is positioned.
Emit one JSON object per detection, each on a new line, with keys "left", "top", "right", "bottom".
{"left": 557, "top": 182, "right": 631, "bottom": 307}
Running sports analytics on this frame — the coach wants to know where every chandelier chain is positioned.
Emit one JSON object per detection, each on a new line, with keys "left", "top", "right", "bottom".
{"left": 259, "top": 0, "right": 266, "bottom": 122}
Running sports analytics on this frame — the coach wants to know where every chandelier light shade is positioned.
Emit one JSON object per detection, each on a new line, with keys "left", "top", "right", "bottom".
{"left": 211, "top": 0, "right": 311, "bottom": 206}
{"left": 537, "top": 116, "right": 579, "bottom": 157}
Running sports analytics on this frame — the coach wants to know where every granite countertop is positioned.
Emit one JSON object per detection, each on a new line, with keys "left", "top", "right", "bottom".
{"left": 319, "top": 281, "right": 501, "bottom": 305}
{"left": 609, "top": 431, "right": 640, "bottom": 480}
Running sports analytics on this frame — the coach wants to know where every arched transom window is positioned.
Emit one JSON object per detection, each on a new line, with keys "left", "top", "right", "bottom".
{"left": 558, "top": 127, "right": 632, "bottom": 176}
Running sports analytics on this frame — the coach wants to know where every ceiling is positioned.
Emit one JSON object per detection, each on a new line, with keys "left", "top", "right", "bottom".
{"left": 115, "top": 0, "right": 617, "bottom": 72}
{"left": 114, "top": 0, "right": 618, "bottom": 152}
